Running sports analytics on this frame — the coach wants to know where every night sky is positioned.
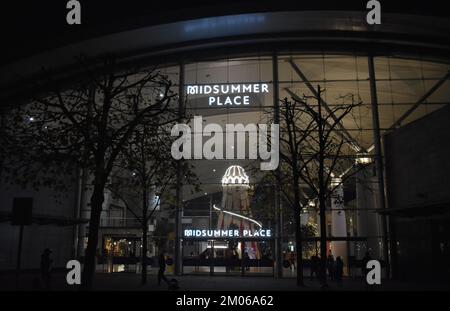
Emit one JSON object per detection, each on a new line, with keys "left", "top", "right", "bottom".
{"left": 0, "top": 0, "right": 449, "bottom": 65}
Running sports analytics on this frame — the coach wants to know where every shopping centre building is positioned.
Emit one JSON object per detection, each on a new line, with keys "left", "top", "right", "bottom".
{"left": 0, "top": 1, "right": 449, "bottom": 283}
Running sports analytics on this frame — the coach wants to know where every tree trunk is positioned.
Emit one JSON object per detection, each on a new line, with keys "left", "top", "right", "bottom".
{"left": 81, "top": 182, "right": 105, "bottom": 290}
{"left": 318, "top": 192, "right": 328, "bottom": 285}
{"left": 294, "top": 202, "right": 304, "bottom": 286}
{"left": 292, "top": 169, "right": 304, "bottom": 286}
{"left": 141, "top": 187, "right": 148, "bottom": 285}
{"left": 317, "top": 85, "right": 328, "bottom": 287}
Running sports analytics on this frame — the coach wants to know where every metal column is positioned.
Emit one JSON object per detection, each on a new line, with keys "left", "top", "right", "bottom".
{"left": 273, "top": 52, "right": 283, "bottom": 278}
{"left": 368, "top": 55, "right": 390, "bottom": 279}
{"left": 175, "top": 62, "right": 185, "bottom": 276}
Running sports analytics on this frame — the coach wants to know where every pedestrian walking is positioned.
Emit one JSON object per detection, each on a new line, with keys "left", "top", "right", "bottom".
{"left": 327, "top": 254, "right": 335, "bottom": 281}
{"left": 157, "top": 251, "right": 169, "bottom": 286}
{"left": 40, "top": 248, "right": 53, "bottom": 290}
{"left": 335, "top": 256, "right": 344, "bottom": 285}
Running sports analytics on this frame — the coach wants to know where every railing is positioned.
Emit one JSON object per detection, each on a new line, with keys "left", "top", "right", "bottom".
{"left": 100, "top": 217, "right": 142, "bottom": 228}
{"left": 182, "top": 257, "right": 274, "bottom": 267}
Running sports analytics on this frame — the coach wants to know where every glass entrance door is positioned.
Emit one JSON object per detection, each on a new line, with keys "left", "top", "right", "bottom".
{"left": 182, "top": 239, "right": 274, "bottom": 276}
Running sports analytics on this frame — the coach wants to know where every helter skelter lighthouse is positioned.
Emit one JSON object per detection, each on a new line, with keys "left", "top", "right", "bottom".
{"left": 216, "top": 165, "right": 261, "bottom": 259}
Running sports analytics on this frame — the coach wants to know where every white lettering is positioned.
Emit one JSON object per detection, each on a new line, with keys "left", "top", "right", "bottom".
{"left": 66, "top": 260, "right": 81, "bottom": 285}
{"left": 170, "top": 124, "right": 191, "bottom": 160}
{"left": 243, "top": 84, "right": 252, "bottom": 93}
{"left": 171, "top": 117, "right": 279, "bottom": 170}
{"left": 187, "top": 85, "right": 198, "bottom": 95}
{"left": 231, "top": 85, "right": 240, "bottom": 93}
{"left": 261, "top": 84, "right": 269, "bottom": 93}
{"left": 366, "top": 260, "right": 381, "bottom": 284}
{"left": 183, "top": 228, "right": 272, "bottom": 238}
{"left": 366, "top": 0, "right": 381, "bottom": 25}
{"left": 66, "top": 0, "right": 81, "bottom": 25}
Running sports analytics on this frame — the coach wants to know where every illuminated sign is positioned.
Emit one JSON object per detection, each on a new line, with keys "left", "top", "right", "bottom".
{"left": 183, "top": 228, "right": 272, "bottom": 238}
{"left": 186, "top": 83, "right": 269, "bottom": 106}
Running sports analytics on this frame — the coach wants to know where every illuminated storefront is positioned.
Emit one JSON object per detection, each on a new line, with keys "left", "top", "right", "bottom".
{"left": 171, "top": 53, "right": 450, "bottom": 279}
{"left": 1, "top": 52, "right": 449, "bottom": 280}
{"left": 0, "top": 4, "right": 449, "bottom": 283}
{"left": 181, "top": 165, "right": 274, "bottom": 275}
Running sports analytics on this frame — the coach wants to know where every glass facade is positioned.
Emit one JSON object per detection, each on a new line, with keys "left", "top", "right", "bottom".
{"left": 9, "top": 52, "right": 447, "bottom": 279}
{"left": 120, "top": 53, "right": 449, "bottom": 278}
{"left": 1, "top": 2, "right": 450, "bottom": 293}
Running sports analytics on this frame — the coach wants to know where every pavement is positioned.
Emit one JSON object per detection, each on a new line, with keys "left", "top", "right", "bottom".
{"left": 0, "top": 271, "right": 449, "bottom": 291}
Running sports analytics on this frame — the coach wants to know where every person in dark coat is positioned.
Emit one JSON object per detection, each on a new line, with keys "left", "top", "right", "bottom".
{"left": 335, "top": 256, "right": 344, "bottom": 284}
{"left": 361, "top": 251, "right": 372, "bottom": 279}
{"left": 157, "top": 252, "right": 169, "bottom": 285}
{"left": 327, "top": 254, "right": 335, "bottom": 281}
{"left": 244, "top": 252, "right": 251, "bottom": 271}
{"left": 310, "top": 255, "right": 319, "bottom": 280}
{"left": 40, "top": 248, "right": 53, "bottom": 290}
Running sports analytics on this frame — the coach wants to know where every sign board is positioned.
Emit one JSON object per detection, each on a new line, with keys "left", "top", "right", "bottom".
{"left": 186, "top": 83, "right": 270, "bottom": 106}
{"left": 183, "top": 228, "right": 272, "bottom": 238}
{"left": 11, "top": 198, "right": 33, "bottom": 226}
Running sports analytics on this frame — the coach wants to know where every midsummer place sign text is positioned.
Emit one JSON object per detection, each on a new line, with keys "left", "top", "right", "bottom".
{"left": 184, "top": 228, "right": 272, "bottom": 238}
{"left": 186, "top": 83, "right": 269, "bottom": 106}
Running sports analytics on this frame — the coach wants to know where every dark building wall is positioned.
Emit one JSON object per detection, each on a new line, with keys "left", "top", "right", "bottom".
{"left": 385, "top": 105, "right": 450, "bottom": 210}
{"left": 384, "top": 104, "right": 450, "bottom": 281}
{"left": 0, "top": 175, "right": 78, "bottom": 271}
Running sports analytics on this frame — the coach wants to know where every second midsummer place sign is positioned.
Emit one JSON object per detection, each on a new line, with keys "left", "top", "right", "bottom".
{"left": 186, "top": 83, "right": 270, "bottom": 106}
{"left": 184, "top": 228, "right": 272, "bottom": 238}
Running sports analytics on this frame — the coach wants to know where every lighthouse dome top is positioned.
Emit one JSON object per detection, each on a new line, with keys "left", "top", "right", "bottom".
{"left": 221, "top": 165, "right": 250, "bottom": 186}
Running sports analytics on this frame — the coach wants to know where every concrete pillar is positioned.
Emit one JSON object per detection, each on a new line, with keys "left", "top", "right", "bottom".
{"left": 300, "top": 207, "right": 310, "bottom": 226}
{"left": 77, "top": 172, "right": 92, "bottom": 257}
{"left": 330, "top": 177, "right": 347, "bottom": 265}
{"left": 356, "top": 162, "right": 382, "bottom": 260}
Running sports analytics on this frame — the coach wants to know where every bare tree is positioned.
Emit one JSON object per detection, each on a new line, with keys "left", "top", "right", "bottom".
{"left": 107, "top": 114, "right": 198, "bottom": 285}
{"left": 262, "top": 85, "right": 366, "bottom": 287}
{"left": 1, "top": 56, "right": 178, "bottom": 289}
